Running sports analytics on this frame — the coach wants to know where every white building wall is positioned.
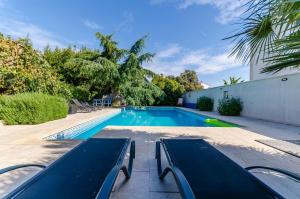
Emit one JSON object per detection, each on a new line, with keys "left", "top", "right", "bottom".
{"left": 250, "top": 48, "right": 300, "bottom": 80}
{"left": 183, "top": 73, "right": 300, "bottom": 126}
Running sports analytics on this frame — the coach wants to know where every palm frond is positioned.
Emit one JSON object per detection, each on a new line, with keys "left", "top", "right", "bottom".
{"left": 224, "top": 14, "right": 277, "bottom": 64}
{"left": 262, "top": 29, "right": 300, "bottom": 73}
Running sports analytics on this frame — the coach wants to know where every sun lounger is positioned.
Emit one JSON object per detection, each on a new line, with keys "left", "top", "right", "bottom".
{"left": 82, "top": 102, "right": 100, "bottom": 111}
{"left": 71, "top": 99, "right": 92, "bottom": 112}
{"left": 155, "top": 138, "right": 300, "bottom": 199}
{"left": 2, "top": 138, "right": 135, "bottom": 199}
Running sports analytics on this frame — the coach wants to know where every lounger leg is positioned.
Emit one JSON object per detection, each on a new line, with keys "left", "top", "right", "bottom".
{"left": 160, "top": 167, "right": 174, "bottom": 180}
{"left": 155, "top": 141, "right": 196, "bottom": 199}
{"left": 155, "top": 141, "right": 173, "bottom": 179}
{"left": 121, "top": 141, "right": 135, "bottom": 179}
{"left": 155, "top": 141, "right": 162, "bottom": 176}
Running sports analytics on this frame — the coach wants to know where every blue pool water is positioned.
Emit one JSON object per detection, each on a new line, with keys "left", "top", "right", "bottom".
{"left": 47, "top": 108, "right": 223, "bottom": 140}
{"left": 74, "top": 108, "right": 213, "bottom": 139}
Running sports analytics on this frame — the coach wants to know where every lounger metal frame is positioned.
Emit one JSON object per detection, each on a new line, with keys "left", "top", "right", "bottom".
{"left": 71, "top": 99, "right": 92, "bottom": 112}
{"left": 96, "top": 139, "right": 135, "bottom": 199}
{"left": 0, "top": 164, "right": 46, "bottom": 175}
{"left": 156, "top": 140, "right": 196, "bottom": 199}
{"left": 156, "top": 139, "right": 300, "bottom": 199}
{"left": 1, "top": 139, "right": 135, "bottom": 199}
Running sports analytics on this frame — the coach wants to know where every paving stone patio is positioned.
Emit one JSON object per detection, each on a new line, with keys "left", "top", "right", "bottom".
{"left": 0, "top": 108, "right": 299, "bottom": 198}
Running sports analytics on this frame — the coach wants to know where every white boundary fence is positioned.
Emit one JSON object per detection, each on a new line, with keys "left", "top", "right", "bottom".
{"left": 183, "top": 73, "right": 300, "bottom": 126}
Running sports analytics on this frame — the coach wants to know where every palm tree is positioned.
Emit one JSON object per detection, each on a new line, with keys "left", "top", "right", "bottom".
{"left": 224, "top": 0, "right": 300, "bottom": 74}
{"left": 223, "top": 76, "right": 245, "bottom": 85}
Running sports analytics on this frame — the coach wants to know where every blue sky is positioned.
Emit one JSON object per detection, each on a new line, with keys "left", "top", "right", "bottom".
{"left": 0, "top": 0, "right": 249, "bottom": 86}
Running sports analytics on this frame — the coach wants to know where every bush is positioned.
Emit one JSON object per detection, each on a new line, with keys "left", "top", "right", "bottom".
{"left": 217, "top": 97, "right": 243, "bottom": 116}
{"left": 152, "top": 75, "right": 185, "bottom": 106}
{"left": 0, "top": 35, "right": 71, "bottom": 98}
{"left": 0, "top": 93, "right": 68, "bottom": 125}
{"left": 197, "top": 96, "right": 213, "bottom": 111}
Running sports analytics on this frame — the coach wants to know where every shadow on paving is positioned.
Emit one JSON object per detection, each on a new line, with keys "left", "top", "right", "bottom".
{"left": 0, "top": 140, "right": 81, "bottom": 197}
{"left": 94, "top": 128, "right": 300, "bottom": 199}
{"left": 1, "top": 127, "right": 299, "bottom": 199}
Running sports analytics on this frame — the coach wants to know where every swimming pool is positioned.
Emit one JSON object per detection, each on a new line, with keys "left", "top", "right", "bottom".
{"left": 46, "top": 107, "right": 237, "bottom": 140}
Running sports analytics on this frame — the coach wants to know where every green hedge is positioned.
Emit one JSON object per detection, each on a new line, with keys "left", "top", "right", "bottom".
{"left": 217, "top": 97, "right": 243, "bottom": 116}
{"left": 197, "top": 96, "right": 213, "bottom": 111}
{"left": 0, "top": 93, "right": 68, "bottom": 125}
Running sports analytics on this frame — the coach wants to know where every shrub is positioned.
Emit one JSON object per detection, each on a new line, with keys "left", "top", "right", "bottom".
{"left": 217, "top": 97, "right": 243, "bottom": 116}
{"left": 0, "top": 93, "right": 68, "bottom": 125}
{"left": 197, "top": 96, "right": 213, "bottom": 111}
{"left": 0, "top": 35, "right": 71, "bottom": 98}
{"left": 152, "top": 75, "right": 185, "bottom": 106}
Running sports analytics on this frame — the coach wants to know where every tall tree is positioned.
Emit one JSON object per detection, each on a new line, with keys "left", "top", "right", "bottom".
{"left": 119, "top": 36, "right": 162, "bottom": 106}
{"left": 44, "top": 36, "right": 120, "bottom": 101}
{"left": 175, "top": 70, "right": 203, "bottom": 92}
{"left": 95, "top": 32, "right": 125, "bottom": 64}
{"left": 152, "top": 75, "right": 185, "bottom": 106}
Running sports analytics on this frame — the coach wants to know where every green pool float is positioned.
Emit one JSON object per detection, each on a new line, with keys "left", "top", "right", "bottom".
{"left": 204, "top": 119, "right": 237, "bottom": 127}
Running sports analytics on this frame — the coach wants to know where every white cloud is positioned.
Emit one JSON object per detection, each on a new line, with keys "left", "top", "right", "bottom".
{"left": 156, "top": 44, "right": 181, "bottom": 58}
{"left": 81, "top": 19, "right": 102, "bottom": 30}
{"left": 0, "top": 18, "right": 66, "bottom": 49}
{"left": 145, "top": 45, "right": 243, "bottom": 76}
{"left": 150, "top": 0, "right": 247, "bottom": 24}
{"left": 179, "top": 0, "right": 247, "bottom": 24}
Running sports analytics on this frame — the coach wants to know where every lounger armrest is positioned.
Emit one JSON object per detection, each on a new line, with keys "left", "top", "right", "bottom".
{"left": 155, "top": 141, "right": 196, "bottom": 199}
{"left": 246, "top": 166, "right": 300, "bottom": 182}
{"left": 0, "top": 164, "right": 46, "bottom": 175}
{"left": 121, "top": 141, "right": 135, "bottom": 178}
{"left": 96, "top": 140, "right": 135, "bottom": 199}
{"left": 96, "top": 166, "right": 120, "bottom": 199}
{"left": 160, "top": 166, "right": 196, "bottom": 199}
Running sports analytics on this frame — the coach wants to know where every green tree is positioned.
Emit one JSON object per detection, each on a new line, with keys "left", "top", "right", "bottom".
{"left": 152, "top": 75, "right": 185, "bottom": 106}
{"left": 118, "top": 36, "right": 162, "bottom": 106}
{"left": 95, "top": 32, "right": 125, "bottom": 63}
{"left": 44, "top": 33, "right": 163, "bottom": 105}
{"left": 224, "top": 0, "right": 300, "bottom": 74}
{"left": 175, "top": 70, "right": 203, "bottom": 92}
{"left": 223, "top": 76, "right": 244, "bottom": 85}
{"left": 0, "top": 35, "right": 71, "bottom": 98}
{"left": 44, "top": 38, "right": 120, "bottom": 101}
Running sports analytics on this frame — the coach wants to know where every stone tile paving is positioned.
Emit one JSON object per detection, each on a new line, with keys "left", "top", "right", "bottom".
{"left": 1, "top": 108, "right": 300, "bottom": 198}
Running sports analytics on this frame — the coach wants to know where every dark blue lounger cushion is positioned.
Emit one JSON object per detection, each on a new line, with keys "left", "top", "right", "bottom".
{"left": 163, "top": 139, "right": 280, "bottom": 199}
{"left": 7, "top": 138, "right": 128, "bottom": 199}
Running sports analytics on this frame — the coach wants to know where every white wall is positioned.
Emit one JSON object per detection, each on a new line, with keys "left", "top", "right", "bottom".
{"left": 183, "top": 73, "right": 300, "bottom": 126}
{"left": 250, "top": 47, "right": 300, "bottom": 80}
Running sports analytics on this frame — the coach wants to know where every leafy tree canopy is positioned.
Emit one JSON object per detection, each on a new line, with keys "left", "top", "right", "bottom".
{"left": 1, "top": 32, "right": 204, "bottom": 106}
{"left": 152, "top": 75, "right": 185, "bottom": 106}
{"left": 175, "top": 70, "right": 203, "bottom": 92}
{"left": 0, "top": 35, "right": 71, "bottom": 98}
{"left": 43, "top": 33, "right": 162, "bottom": 105}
